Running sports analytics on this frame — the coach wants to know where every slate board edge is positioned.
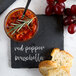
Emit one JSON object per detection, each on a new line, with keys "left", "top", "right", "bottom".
{"left": 11, "top": 14, "right": 64, "bottom": 68}
{"left": 0, "top": 0, "right": 16, "bottom": 14}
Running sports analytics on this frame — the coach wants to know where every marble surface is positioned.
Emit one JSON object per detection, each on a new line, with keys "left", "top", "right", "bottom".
{"left": 0, "top": 0, "right": 76, "bottom": 76}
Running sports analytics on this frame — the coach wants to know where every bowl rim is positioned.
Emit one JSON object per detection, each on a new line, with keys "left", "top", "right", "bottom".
{"left": 4, "top": 7, "right": 39, "bottom": 42}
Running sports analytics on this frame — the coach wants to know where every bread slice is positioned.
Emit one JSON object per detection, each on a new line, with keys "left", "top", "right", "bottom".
{"left": 51, "top": 48, "right": 73, "bottom": 69}
{"left": 48, "top": 67, "right": 71, "bottom": 76}
{"left": 39, "top": 60, "right": 57, "bottom": 76}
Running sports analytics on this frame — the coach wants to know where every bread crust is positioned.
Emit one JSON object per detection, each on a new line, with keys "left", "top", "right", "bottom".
{"left": 51, "top": 48, "right": 73, "bottom": 70}
{"left": 39, "top": 60, "right": 57, "bottom": 68}
{"left": 48, "top": 67, "right": 71, "bottom": 76}
{"left": 39, "top": 48, "right": 73, "bottom": 76}
{"left": 39, "top": 60, "right": 57, "bottom": 76}
{"left": 60, "top": 50, "right": 73, "bottom": 58}
{"left": 51, "top": 48, "right": 60, "bottom": 57}
{"left": 51, "top": 48, "right": 73, "bottom": 58}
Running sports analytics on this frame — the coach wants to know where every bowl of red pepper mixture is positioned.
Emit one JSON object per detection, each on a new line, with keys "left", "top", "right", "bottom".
{"left": 4, "top": 8, "right": 38, "bottom": 42}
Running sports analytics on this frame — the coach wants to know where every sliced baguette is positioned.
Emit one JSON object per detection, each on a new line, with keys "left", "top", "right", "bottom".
{"left": 51, "top": 48, "right": 73, "bottom": 69}
{"left": 48, "top": 67, "right": 71, "bottom": 76}
{"left": 39, "top": 60, "right": 57, "bottom": 76}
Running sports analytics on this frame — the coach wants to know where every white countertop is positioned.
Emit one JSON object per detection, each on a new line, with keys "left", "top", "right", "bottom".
{"left": 0, "top": 0, "right": 76, "bottom": 76}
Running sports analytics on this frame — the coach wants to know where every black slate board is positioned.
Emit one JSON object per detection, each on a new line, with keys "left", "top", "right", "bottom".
{"left": 11, "top": 15, "right": 64, "bottom": 68}
{"left": 0, "top": 0, "right": 16, "bottom": 14}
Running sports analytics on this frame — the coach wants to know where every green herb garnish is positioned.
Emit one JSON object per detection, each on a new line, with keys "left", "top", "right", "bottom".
{"left": 8, "top": 16, "right": 36, "bottom": 35}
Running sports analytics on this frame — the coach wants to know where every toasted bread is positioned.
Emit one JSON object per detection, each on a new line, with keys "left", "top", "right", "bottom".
{"left": 39, "top": 60, "right": 57, "bottom": 76}
{"left": 48, "top": 67, "right": 71, "bottom": 76}
{"left": 39, "top": 48, "right": 73, "bottom": 76}
{"left": 51, "top": 48, "right": 73, "bottom": 69}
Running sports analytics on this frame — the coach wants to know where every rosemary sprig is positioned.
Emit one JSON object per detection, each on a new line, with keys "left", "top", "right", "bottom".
{"left": 8, "top": 16, "right": 36, "bottom": 35}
